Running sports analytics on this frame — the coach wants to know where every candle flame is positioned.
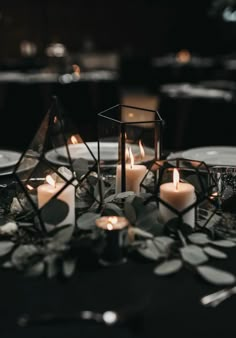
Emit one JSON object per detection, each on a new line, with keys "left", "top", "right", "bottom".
{"left": 71, "top": 135, "right": 78, "bottom": 144}
{"left": 210, "top": 191, "right": 218, "bottom": 200}
{"left": 107, "top": 223, "right": 114, "bottom": 231}
{"left": 129, "top": 147, "right": 134, "bottom": 169}
{"left": 108, "top": 216, "right": 118, "bottom": 224}
{"left": 46, "top": 175, "right": 56, "bottom": 188}
{"left": 173, "top": 168, "right": 179, "bottom": 191}
{"left": 26, "top": 184, "right": 34, "bottom": 191}
{"left": 139, "top": 140, "right": 145, "bottom": 159}
{"left": 106, "top": 216, "right": 118, "bottom": 230}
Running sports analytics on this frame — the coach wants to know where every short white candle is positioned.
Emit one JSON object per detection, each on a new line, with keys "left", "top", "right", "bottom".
{"left": 116, "top": 147, "right": 146, "bottom": 194}
{"left": 37, "top": 175, "right": 75, "bottom": 226}
{"left": 159, "top": 169, "right": 196, "bottom": 228}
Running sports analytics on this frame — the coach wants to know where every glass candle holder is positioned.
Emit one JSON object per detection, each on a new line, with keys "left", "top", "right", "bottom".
{"left": 141, "top": 158, "right": 217, "bottom": 229}
{"left": 98, "top": 104, "right": 163, "bottom": 197}
{"left": 95, "top": 216, "right": 129, "bottom": 266}
{"left": 12, "top": 96, "right": 99, "bottom": 232}
{"left": 210, "top": 165, "right": 236, "bottom": 212}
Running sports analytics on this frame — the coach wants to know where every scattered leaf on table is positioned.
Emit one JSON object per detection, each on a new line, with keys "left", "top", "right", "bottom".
{"left": 25, "top": 261, "right": 45, "bottom": 277}
{"left": 130, "top": 227, "right": 154, "bottom": 239}
{"left": 137, "top": 239, "right": 160, "bottom": 260}
{"left": 210, "top": 240, "right": 236, "bottom": 248}
{"left": 197, "top": 265, "right": 236, "bottom": 285}
{"left": 180, "top": 245, "right": 208, "bottom": 266}
{"left": 188, "top": 233, "right": 210, "bottom": 245}
{"left": 154, "top": 259, "right": 183, "bottom": 276}
{"left": 0, "top": 241, "right": 15, "bottom": 256}
{"left": 62, "top": 258, "right": 77, "bottom": 278}
{"left": 203, "top": 246, "right": 227, "bottom": 259}
{"left": 154, "top": 236, "right": 174, "bottom": 253}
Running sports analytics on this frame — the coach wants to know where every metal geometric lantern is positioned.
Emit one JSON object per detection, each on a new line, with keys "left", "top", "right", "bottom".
{"left": 141, "top": 158, "right": 217, "bottom": 228}
{"left": 98, "top": 104, "right": 163, "bottom": 196}
{"left": 12, "top": 96, "right": 98, "bottom": 232}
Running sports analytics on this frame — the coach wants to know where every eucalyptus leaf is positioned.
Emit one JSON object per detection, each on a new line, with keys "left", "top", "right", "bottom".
{"left": 154, "top": 236, "right": 174, "bottom": 253}
{"left": 2, "top": 261, "right": 13, "bottom": 268}
{"left": 104, "top": 194, "right": 116, "bottom": 203}
{"left": 11, "top": 245, "right": 38, "bottom": 269}
{"left": 53, "top": 224, "right": 74, "bottom": 243}
{"left": 0, "top": 241, "right": 15, "bottom": 256}
{"left": 45, "top": 255, "right": 58, "bottom": 279}
{"left": 197, "top": 265, "right": 236, "bottom": 285}
{"left": 41, "top": 199, "right": 69, "bottom": 225}
{"left": 124, "top": 202, "right": 136, "bottom": 224}
{"left": 188, "top": 233, "right": 210, "bottom": 245}
{"left": 77, "top": 212, "right": 99, "bottom": 230}
{"left": 137, "top": 239, "right": 161, "bottom": 261}
{"left": 154, "top": 259, "right": 183, "bottom": 276}
{"left": 130, "top": 227, "right": 154, "bottom": 239}
{"left": 180, "top": 245, "right": 208, "bottom": 266}
{"left": 210, "top": 240, "right": 236, "bottom": 248}
{"left": 73, "top": 158, "right": 89, "bottom": 178}
{"left": 25, "top": 261, "right": 45, "bottom": 277}
{"left": 115, "top": 191, "right": 135, "bottom": 199}
{"left": 102, "top": 203, "right": 123, "bottom": 216}
{"left": 62, "top": 258, "right": 77, "bottom": 278}
{"left": 203, "top": 246, "right": 227, "bottom": 259}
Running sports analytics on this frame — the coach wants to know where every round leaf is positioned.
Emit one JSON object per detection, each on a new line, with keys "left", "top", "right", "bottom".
{"left": 40, "top": 199, "right": 69, "bottom": 225}
{"left": 0, "top": 241, "right": 15, "bottom": 256}
{"left": 62, "top": 258, "right": 77, "bottom": 278}
{"left": 154, "top": 259, "right": 183, "bottom": 276}
{"left": 102, "top": 203, "right": 123, "bottom": 216}
{"left": 77, "top": 212, "right": 99, "bottom": 230}
{"left": 197, "top": 265, "right": 236, "bottom": 285}
{"left": 11, "top": 245, "right": 38, "bottom": 269}
{"left": 25, "top": 261, "right": 45, "bottom": 277}
{"left": 180, "top": 245, "right": 208, "bottom": 266}
{"left": 188, "top": 233, "right": 210, "bottom": 245}
{"left": 137, "top": 240, "right": 160, "bottom": 261}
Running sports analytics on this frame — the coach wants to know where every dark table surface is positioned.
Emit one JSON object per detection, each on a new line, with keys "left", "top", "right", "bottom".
{"left": 1, "top": 242, "right": 236, "bottom": 338}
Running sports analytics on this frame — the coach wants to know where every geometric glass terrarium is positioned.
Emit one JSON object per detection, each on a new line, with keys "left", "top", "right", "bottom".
{"left": 98, "top": 104, "right": 163, "bottom": 197}
{"left": 141, "top": 158, "right": 217, "bottom": 229}
{"left": 12, "top": 96, "right": 98, "bottom": 232}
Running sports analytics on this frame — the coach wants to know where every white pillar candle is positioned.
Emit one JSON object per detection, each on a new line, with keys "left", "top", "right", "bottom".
{"left": 159, "top": 169, "right": 196, "bottom": 228}
{"left": 37, "top": 175, "right": 75, "bottom": 226}
{"left": 116, "top": 147, "right": 146, "bottom": 194}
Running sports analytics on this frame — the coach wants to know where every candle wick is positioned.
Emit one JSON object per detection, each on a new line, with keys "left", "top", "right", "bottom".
{"left": 175, "top": 181, "right": 179, "bottom": 191}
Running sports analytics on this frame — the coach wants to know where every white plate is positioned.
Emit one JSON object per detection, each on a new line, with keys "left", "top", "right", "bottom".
{"left": 181, "top": 146, "right": 236, "bottom": 166}
{"left": 45, "top": 142, "right": 154, "bottom": 166}
{"left": 0, "top": 150, "right": 21, "bottom": 169}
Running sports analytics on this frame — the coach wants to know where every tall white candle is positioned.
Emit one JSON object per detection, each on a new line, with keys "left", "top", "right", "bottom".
{"left": 37, "top": 175, "right": 75, "bottom": 226}
{"left": 159, "top": 169, "right": 196, "bottom": 228}
{"left": 116, "top": 147, "right": 146, "bottom": 194}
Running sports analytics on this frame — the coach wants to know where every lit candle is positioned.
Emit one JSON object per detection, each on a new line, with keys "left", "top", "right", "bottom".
{"left": 116, "top": 147, "right": 146, "bottom": 194}
{"left": 37, "top": 175, "right": 75, "bottom": 226}
{"left": 159, "top": 169, "right": 196, "bottom": 228}
{"left": 96, "top": 216, "right": 129, "bottom": 265}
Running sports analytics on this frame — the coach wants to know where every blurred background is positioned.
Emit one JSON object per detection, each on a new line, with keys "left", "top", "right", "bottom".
{"left": 0, "top": 0, "right": 236, "bottom": 151}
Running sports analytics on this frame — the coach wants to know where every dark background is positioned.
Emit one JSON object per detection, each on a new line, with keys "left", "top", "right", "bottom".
{"left": 0, "top": 0, "right": 234, "bottom": 60}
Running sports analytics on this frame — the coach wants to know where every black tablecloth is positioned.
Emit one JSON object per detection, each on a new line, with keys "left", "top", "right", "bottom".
{"left": 1, "top": 247, "right": 236, "bottom": 338}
